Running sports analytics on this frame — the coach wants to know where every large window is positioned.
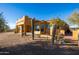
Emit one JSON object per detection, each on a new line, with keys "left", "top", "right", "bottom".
{"left": 41, "top": 24, "right": 45, "bottom": 32}
{"left": 35, "top": 25, "right": 40, "bottom": 31}
{"left": 19, "top": 26, "right": 22, "bottom": 30}
{"left": 45, "top": 24, "right": 50, "bottom": 29}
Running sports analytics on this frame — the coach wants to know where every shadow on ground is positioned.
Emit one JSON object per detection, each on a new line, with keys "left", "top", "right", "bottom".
{"left": 0, "top": 40, "right": 79, "bottom": 55}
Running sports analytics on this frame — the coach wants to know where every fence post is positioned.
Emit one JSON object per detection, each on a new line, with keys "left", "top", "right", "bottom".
{"left": 32, "top": 18, "right": 35, "bottom": 40}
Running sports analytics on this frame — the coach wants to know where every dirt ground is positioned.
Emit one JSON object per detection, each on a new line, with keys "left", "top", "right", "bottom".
{"left": 0, "top": 32, "right": 51, "bottom": 48}
{"left": 0, "top": 32, "right": 79, "bottom": 55}
{"left": 0, "top": 32, "right": 33, "bottom": 48}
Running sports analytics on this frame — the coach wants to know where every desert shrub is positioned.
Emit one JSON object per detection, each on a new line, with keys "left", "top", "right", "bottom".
{"left": 64, "top": 39, "right": 71, "bottom": 43}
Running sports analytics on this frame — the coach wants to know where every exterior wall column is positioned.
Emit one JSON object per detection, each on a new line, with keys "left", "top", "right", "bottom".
{"left": 24, "top": 23, "right": 26, "bottom": 36}
{"left": 24, "top": 17, "right": 27, "bottom": 36}
{"left": 15, "top": 25, "right": 18, "bottom": 33}
{"left": 44, "top": 23, "right": 46, "bottom": 34}
{"left": 21, "top": 25, "right": 24, "bottom": 36}
{"left": 39, "top": 22, "right": 41, "bottom": 37}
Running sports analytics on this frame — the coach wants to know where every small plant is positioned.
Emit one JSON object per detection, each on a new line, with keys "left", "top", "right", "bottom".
{"left": 64, "top": 39, "right": 71, "bottom": 43}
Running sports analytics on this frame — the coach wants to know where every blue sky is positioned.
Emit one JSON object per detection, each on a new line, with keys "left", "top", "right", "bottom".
{"left": 0, "top": 3, "right": 79, "bottom": 29}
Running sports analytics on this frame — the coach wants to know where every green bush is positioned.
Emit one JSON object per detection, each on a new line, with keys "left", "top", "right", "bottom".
{"left": 64, "top": 39, "right": 71, "bottom": 43}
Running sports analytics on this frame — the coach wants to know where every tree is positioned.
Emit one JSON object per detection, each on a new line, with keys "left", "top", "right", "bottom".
{"left": 68, "top": 11, "right": 79, "bottom": 46}
{"left": 50, "top": 18, "right": 69, "bottom": 48}
{"left": 0, "top": 12, "right": 9, "bottom": 32}
{"left": 50, "top": 18, "right": 69, "bottom": 30}
{"left": 68, "top": 12, "right": 79, "bottom": 27}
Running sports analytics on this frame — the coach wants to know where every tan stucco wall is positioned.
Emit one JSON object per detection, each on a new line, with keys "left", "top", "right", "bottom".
{"left": 34, "top": 31, "right": 41, "bottom": 34}
{"left": 72, "top": 30, "right": 78, "bottom": 40}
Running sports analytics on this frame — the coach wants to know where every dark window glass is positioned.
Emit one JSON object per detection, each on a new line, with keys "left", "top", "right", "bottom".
{"left": 41, "top": 24, "right": 45, "bottom": 32}
{"left": 65, "top": 29, "right": 72, "bottom": 36}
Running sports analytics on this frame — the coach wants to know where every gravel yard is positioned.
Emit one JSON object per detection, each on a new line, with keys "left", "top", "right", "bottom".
{"left": 0, "top": 32, "right": 79, "bottom": 55}
{"left": 0, "top": 32, "right": 35, "bottom": 48}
